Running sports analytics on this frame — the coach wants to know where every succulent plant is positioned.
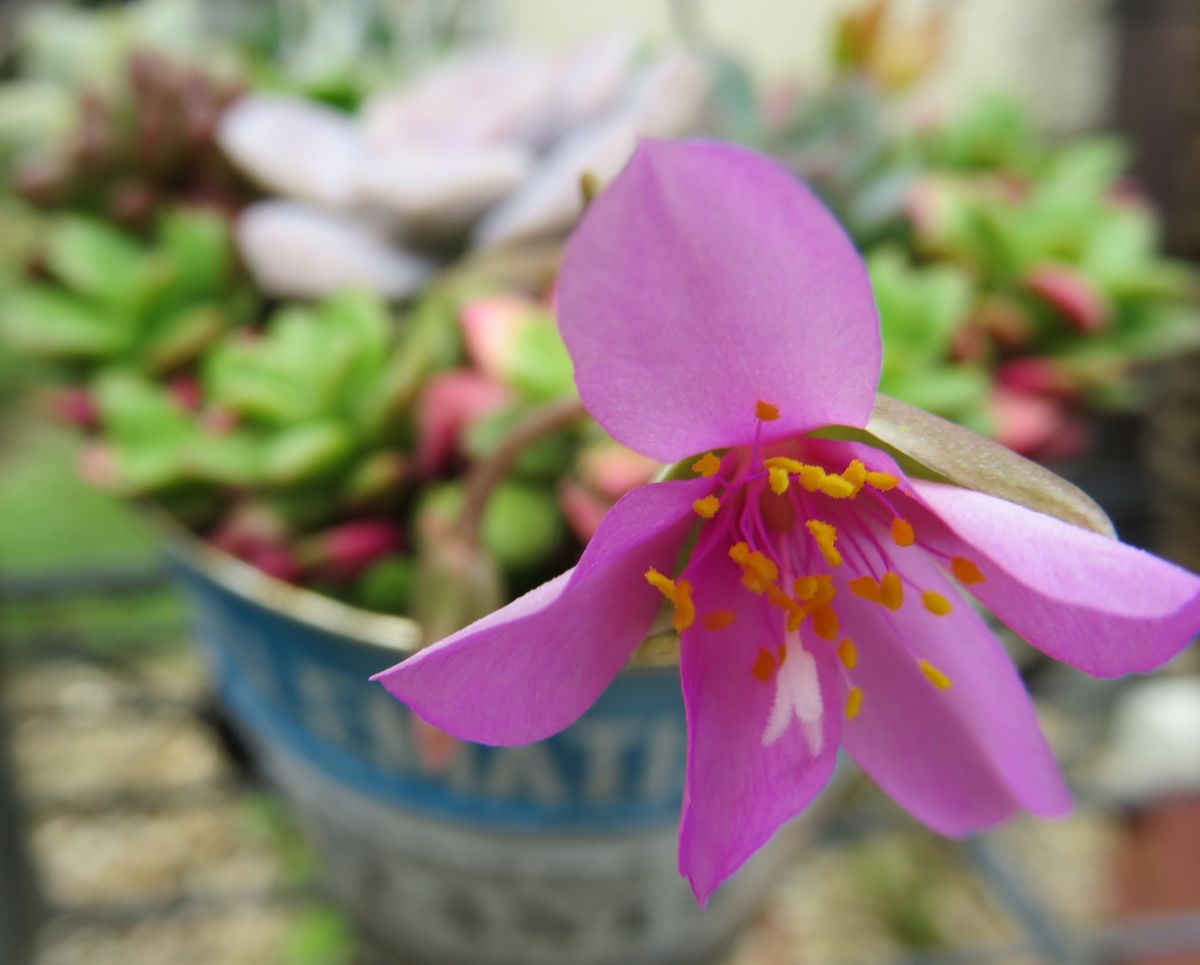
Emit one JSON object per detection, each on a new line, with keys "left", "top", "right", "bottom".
{"left": 14, "top": 50, "right": 253, "bottom": 228}
{"left": 1, "top": 208, "right": 254, "bottom": 388}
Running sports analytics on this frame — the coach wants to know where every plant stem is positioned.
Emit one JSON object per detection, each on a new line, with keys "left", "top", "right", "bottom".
{"left": 456, "top": 398, "right": 587, "bottom": 547}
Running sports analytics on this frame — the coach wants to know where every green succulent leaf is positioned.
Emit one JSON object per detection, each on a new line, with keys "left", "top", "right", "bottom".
{"left": 0, "top": 285, "right": 129, "bottom": 358}
{"left": 481, "top": 482, "right": 564, "bottom": 570}
{"left": 144, "top": 303, "right": 229, "bottom": 374}
{"left": 261, "top": 420, "right": 356, "bottom": 486}
{"left": 43, "top": 216, "right": 146, "bottom": 306}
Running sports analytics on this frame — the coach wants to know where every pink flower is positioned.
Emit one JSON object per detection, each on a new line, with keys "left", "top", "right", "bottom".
{"left": 372, "top": 141, "right": 1200, "bottom": 903}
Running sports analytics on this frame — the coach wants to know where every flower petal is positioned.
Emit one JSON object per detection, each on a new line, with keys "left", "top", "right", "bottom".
{"left": 558, "top": 139, "right": 881, "bottom": 463}
{"left": 834, "top": 536, "right": 1071, "bottom": 834}
{"left": 678, "top": 551, "right": 841, "bottom": 903}
{"left": 371, "top": 478, "right": 710, "bottom": 744}
{"left": 909, "top": 481, "right": 1200, "bottom": 678}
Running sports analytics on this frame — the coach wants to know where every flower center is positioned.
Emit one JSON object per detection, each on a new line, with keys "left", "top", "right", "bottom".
{"left": 646, "top": 401, "right": 988, "bottom": 747}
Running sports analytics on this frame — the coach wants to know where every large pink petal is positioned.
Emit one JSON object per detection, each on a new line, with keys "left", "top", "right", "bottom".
{"left": 910, "top": 482, "right": 1200, "bottom": 678}
{"left": 833, "top": 531, "right": 1071, "bottom": 835}
{"left": 557, "top": 139, "right": 881, "bottom": 463}
{"left": 372, "top": 477, "right": 711, "bottom": 744}
{"left": 678, "top": 551, "right": 841, "bottom": 904}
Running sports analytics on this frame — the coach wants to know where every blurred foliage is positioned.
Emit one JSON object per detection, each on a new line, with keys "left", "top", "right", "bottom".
{"left": 2, "top": 208, "right": 254, "bottom": 380}
{"left": 704, "top": 0, "right": 1199, "bottom": 457}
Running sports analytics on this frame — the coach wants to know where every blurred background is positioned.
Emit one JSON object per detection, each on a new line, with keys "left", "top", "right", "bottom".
{"left": 1, "top": 0, "right": 1199, "bottom": 963}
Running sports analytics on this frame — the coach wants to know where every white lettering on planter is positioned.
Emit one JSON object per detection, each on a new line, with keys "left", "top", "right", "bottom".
{"left": 483, "top": 745, "right": 568, "bottom": 806}
{"left": 295, "top": 661, "right": 361, "bottom": 746}
{"left": 566, "top": 718, "right": 640, "bottom": 804}
{"left": 364, "top": 692, "right": 419, "bottom": 773}
{"left": 639, "top": 717, "right": 684, "bottom": 803}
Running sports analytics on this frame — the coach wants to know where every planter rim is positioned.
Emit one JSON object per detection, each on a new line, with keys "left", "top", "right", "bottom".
{"left": 152, "top": 510, "right": 422, "bottom": 654}
{"left": 151, "top": 509, "right": 683, "bottom": 667}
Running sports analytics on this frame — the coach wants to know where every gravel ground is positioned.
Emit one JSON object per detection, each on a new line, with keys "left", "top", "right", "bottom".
{"left": 0, "top": 640, "right": 1132, "bottom": 965}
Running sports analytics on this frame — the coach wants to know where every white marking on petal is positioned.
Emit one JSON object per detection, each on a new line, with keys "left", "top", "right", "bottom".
{"left": 760, "top": 641, "right": 824, "bottom": 756}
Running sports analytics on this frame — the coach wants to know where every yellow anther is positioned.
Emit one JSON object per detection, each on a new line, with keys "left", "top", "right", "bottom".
{"left": 812, "top": 575, "right": 836, "bottom": 605}
{"left": 891, "top": 517, "right": 915, "bottom": 547}
{"left": 843, "top": 459, "right": 867, "bottom": 492}
{"left": 751, "top": 646, "right": 777, "bottom": 682}
{"left": 786, "top": 608, "right": 806, "bottom": 633}
{"left": 919, "top": 659, "right": 953, "bottom": 690}
{"left": 866, "top": 470, "right": 899, "bottom": 491}
{"left": 764, "top": 456, "right": 805, "bottom": 474}
{"left": 693, "top": 495, "right": 720, "bottom": 519}
{"left": 837, "top": 638, "right": 858, "bottom": 669}
{"left": 849, "top": 575, "right": 882, "bottom": 604}
{"left": 846, "top": 686, "right": 864, "bottom": 720}
{"left": 768, "top": 467, "right": 790, "bottom": 496}
{"left": 645, "top": 567, "right": 675, "bottom": 598}
{"left": 701, "top": 610, "right": 736, "bottom": 631}
{"left": 745, "top": 550, "right": 780, "bottom": 585}
{"left": 951, "top": 556, "right": 985, "bottom": 585}
{"left": 798, "top": 464, "right": 827, "bottom": 492}
{"left": 729, "top": 542, "right": 751, "bottom": 565}
{"left": 755, "top": 400, "right": 780, "bottom": 421}
{"left": 922, "top": 591, "right": 953, "bottom": 616}
{"left": 880, "top": 572, "right": 904, "bottom": 611}
{"left": 805, "top": 520, "right": 843, "bottom": 567}
{"left": 691, "top": 452, "right": 722, "bottom": 477}
{"left": 818, "top": 473, "right": 857, "bottom": 499}
{"left": 673, "top": 580, "right": 696, "bottom": 632}
{"left": 849, "top": 572, "right": 902, "bottom": 611}
{"left": 811, "top": 604, "right": 840, "bottom": 641}
{"left": 793, "top": 576, "right": 818, "bottom": 600}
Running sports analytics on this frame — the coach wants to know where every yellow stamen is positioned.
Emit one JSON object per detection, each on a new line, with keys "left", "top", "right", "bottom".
{"left": 786, "top": 608, "right": 806, "bottom": 633}
{"left": 922, "top": 591, "right": 953, "bottom": 616}
{"left": 846, "top": 686, "right": 864, "bottom": 720}
{"left": 751, "top": 646, "right": 776, "bottom": 682}
{"left": 645, "top": 567, "right": 675, "bottom": 598}
{"left": 755, "top": 400, "right": 780, "bottom": 422}
{"left": 849, "top": 575, "right": 882, "bottom": 604}
{"left": 701, "top": 610, "right": 736, "bottom": 631}
{"left": 837, "top": 638, "right": 858, "bottom": 669}
{"left": 812, "top": 576, "right": 836, "bottom": 605}
{"left": 768, "top": 466, "right": 790, "bottom": 496}
{"left": 811, "top": 604, "right": 840, "bottom": 641}
{"left": 693, "top": 494, "right": 720, "bottom": 519}
{"left": 866, "top": 470, "right": 899, "bottom": 491}
{"left": 880, "top": 572, "right": 904, "bottom": 611}
{"left": 764, "top": 456, "right": 805, "bottom": 474}
{"left": 729, "top": 541, "right": 750, "bottom": 565}
{"left": 673, "top": 580, "right": 695, "bottom": 631}
{"left": 691, "top": 452, "right": 722, "bottom": 477}
{"left": 843, "top": 459, "right": 867, "bottom": 492}
{"left": 919, "top": 659, "right": 953, "bottom": 690}
{"left": 891, "top": 517, "right": 915, "bottom": 547}
{"left": 805, "top": 520, "right": 843, "bottom": 567}
{"left": 798, "top": 464, "right": 827, "bottom": 492}
{"left": 951, "top": 556, "right": 985, "bottom": 585}
{"left": 818, "top": 473, "right": 857, "bottom": 499}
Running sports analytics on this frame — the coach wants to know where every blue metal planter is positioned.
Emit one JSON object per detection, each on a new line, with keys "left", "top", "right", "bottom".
{"left": 164, "top": 533, "right": 792, "bottom": 965}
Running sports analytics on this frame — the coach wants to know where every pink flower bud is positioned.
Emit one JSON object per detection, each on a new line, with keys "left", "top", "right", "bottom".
{"left": 578, "top": 443, "right": 659, "bottom": 499}
{"left": 996, "top": 358, "right": 1078, "bottom": 400}
{"left": 460, "top": 296, "right": 538, "bottom": 380}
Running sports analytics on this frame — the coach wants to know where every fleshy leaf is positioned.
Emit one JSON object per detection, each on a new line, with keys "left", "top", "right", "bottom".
{"left": 845, "top": 393, "right": 1115, "bottom": 538}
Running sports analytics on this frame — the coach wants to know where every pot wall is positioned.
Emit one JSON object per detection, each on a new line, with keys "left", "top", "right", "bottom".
{"left": 165, "top": 538, "right": 787, "bottom": 965}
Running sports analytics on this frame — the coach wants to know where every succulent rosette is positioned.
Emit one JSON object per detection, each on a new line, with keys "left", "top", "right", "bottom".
{"left": 372, "top": 141, "right": 1200, "bottom": 902}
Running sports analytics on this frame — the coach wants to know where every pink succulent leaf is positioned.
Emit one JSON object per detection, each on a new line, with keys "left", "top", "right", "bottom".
{"left": 460, "top": 296, "right": 537, "bottom": 381}
{"left": 557, "top": 139, "right": 881, "bottom": 462}
{"left": 908, "top": 482, "right": 1200, "bottom": 678}
{"left": 1025, "top": 264, "right": 1110, "bottom": 334}
{"left": 417, "top": 371, "right": 513, "bottom": 473}
{"left": 678, "top": 550, "right": 841, "bottom": 905}
{"left": 372, "top": 477, "right": 712, "bottom": 744}
{"left": 831, "top": 530, "right": 1071, "bottom": 834}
